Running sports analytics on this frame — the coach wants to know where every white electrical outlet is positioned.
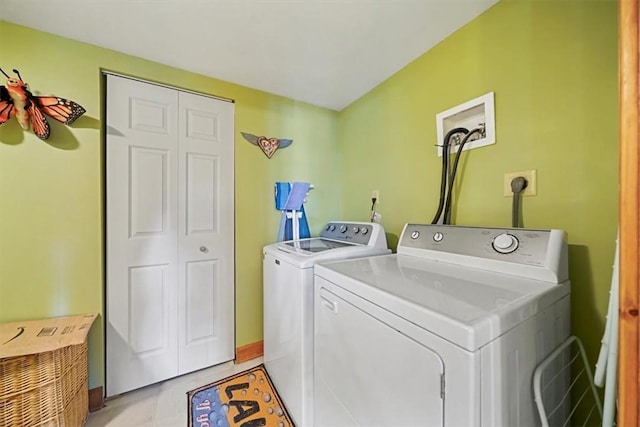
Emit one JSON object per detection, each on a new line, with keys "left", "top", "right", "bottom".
{"left": 372, "top": 189, "right": 380, "bottom": 203}
{"left": 504, "top": 170, "right": 537, "bottom": 196}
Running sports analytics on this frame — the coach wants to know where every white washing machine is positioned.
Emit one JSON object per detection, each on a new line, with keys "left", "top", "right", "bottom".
{"left": 263, "top": 221, "right": 390, "bottom": 426}
{"left": 314, "top": 224, "right": 571, "bottom": 427}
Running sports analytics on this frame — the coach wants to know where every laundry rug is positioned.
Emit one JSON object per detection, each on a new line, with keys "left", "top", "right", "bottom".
{"left": 188, "top": 364, "right": 295, "bottom": 427}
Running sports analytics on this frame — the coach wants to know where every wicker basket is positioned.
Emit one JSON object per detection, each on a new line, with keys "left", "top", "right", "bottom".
{"left": 0, "top": 342, "right": 89, "bottom": 427}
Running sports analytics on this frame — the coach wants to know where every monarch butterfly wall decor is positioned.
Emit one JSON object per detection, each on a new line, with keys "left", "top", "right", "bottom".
{"left": 0, "top": 68, "right": 86, "bottom": 140}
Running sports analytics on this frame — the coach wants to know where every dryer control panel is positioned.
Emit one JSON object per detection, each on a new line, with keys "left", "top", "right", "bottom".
{"left": 397, "top": 224, "right": 568, "bottom": 283}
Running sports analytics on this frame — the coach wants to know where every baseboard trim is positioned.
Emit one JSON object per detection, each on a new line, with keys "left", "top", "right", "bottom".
{"left": 89, "top": 386, "right": 104, "bottom": 412}
{"left": 235, "top": 340, "right": 263, "bottom": 363}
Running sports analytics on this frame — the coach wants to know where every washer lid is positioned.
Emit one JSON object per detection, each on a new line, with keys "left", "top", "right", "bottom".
{"left": 315, "top": 254, "right": 570, "bottom": 351}
{"left": 264, "top": 238, "right": 391, "bottom": 268}
{"left": 282, "top": 238, "right": 355, "bottom": 253}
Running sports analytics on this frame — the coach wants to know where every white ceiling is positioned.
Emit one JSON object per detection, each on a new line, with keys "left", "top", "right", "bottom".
{"left": 0, "top": 0, "right": 499, "bottom": 111}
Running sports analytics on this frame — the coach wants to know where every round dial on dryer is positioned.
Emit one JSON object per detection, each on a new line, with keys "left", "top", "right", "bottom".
{"left": 492, "top": 233, "right": 519, "bottom": 254}
{"left": 361, "top": 227, "right": 369, "bottom": 235}
{"left": 339, "top": 225, "right": 348, "bottom": 233}
{"left": 352, "top": 226, "right": 360, "bottom": 233}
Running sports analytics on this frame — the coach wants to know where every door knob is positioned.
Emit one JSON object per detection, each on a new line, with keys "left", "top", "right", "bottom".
{"left": 200, "top": 246, "right": 208, "bottom": 253}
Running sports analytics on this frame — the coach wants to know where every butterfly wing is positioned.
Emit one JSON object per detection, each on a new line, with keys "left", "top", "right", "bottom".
{"left": 33, "top": 96, "right": 85, "bottom": 125}
{"left": 26, "top": 102, "right": 51, "bottom": 140}
{"left": 0, "top": 86, "right": 15, "bottom": 125}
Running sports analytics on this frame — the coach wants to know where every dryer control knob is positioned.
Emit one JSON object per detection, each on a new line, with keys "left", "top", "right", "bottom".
{"left": 352, "top": 226, "right": 360, "bottom": 233}
{"left": 339, "top": 225, "right": 348, "bottom": 233}
{"left": 361, "top": 227, "right": 369, "bottom": 235}
{"left": 492, "top": 233, "right": 519, "bottom": 254}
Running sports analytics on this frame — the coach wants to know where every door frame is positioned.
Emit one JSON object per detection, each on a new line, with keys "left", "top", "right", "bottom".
{"left": 101, "top": 70, "right": 235, "bottom": 103}
{"left": 618, "top": 0, "right": 640, "bottom": 424}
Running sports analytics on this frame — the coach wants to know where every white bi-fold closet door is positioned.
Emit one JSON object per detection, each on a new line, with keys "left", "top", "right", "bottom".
{"left": 105, "top": 74, "right": 235, "bottom": 396}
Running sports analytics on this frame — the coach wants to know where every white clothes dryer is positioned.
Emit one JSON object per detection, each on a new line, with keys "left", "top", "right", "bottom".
{"left": 314, "top": 224, "right": 571, "bottom": 427}
{"left": 263, "top": 221, "right": 390, "bottom": 426}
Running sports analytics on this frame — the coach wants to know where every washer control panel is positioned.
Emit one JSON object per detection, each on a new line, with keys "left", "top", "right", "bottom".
{"left": 398, "top": 224, "right": 568, "bottom": 283}
{"left": 320, "top": 222, "right": 378, "bottom": 245}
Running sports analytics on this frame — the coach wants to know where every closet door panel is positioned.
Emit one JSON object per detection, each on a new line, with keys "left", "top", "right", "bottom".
{"left": 106, "top": 75, "right": 179, "bottom": 396}
{"left": 177, "top": 91, "right": 235, "bottom": 374}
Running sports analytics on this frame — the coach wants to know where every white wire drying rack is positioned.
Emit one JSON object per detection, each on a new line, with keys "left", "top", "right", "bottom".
{"left": 533, "top": 335, "right": 603, "bottom": 427}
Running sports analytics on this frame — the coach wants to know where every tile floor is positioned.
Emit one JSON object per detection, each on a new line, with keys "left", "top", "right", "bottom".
{"left": 86, "top": 358, "right": 263, "bottom": 426}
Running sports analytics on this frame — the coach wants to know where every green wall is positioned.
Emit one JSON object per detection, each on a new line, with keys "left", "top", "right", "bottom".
{"left": 0, "top": 0, "right": 619, "bottom": 393}
{"left": 0, "top": 20, "right": 340, "bottom": 389}
{"left": 337, "top": 0, "right": 618, "bottom": 367}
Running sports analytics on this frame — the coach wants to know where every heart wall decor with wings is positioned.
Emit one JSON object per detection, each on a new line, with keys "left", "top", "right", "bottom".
{"left": 0, "top": 68, "right": 86, "bottom": 140}
{"left": 241, "top": 132, "right": 293, "bottom": 159}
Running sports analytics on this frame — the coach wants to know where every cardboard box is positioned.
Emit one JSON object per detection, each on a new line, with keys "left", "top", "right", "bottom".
{"left": 0, "top": 313, "right": 97, "bottom": 359}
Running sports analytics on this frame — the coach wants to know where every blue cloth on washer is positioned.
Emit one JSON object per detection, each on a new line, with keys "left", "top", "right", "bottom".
{"left": 275, "top": 181, "right": 311, "bottom": 241}
{"left": 283, "top": 182, "right": 311, "bottom": 210}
